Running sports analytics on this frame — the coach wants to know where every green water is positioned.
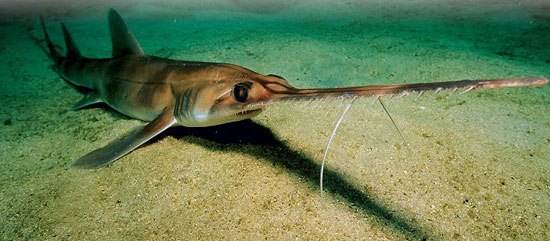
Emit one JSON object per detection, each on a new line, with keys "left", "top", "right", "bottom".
{"left": 1, "top": 1, "right": 549, "bottom": 240}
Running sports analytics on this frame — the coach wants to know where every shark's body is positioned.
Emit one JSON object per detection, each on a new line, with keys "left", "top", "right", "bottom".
{"left": 40, "top": 9, "right": 548, "bottom": 168}
{"left": 62, "top": 55, "right": 262, "bottom": 125}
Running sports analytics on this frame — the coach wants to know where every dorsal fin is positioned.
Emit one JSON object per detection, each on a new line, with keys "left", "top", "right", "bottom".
{"left": 60, "top": 22, "right": 81, "bottom": 59}
{"left": 108, "top": 8, "right": 144, "bottom": 57}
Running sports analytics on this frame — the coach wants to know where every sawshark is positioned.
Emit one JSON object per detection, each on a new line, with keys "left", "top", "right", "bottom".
{"left": 38, "top": 9, "right": 548, "bottom": 168}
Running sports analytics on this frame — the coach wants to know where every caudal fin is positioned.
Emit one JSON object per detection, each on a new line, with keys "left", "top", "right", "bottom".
{"left": 60, "top": 22, "right": 82, "bottom": 59}
{"left": 39, "top": 16, "right": 62, "bottom": 63}
{"left": 39, "top": 17, "right": 82, "bottom": 63}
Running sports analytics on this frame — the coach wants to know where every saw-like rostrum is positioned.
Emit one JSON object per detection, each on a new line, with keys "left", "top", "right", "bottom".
{"left": 39, "top": 9, "right": 548, "bottom": 168}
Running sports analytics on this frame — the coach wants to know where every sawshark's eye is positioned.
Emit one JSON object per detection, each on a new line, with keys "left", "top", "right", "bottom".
{"left": 233, "top": 82, "right": 251, "bottom": 103}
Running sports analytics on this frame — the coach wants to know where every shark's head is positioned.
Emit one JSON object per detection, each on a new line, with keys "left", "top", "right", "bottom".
{"left": 174, "top": 63, "right": 550, "bottom": 128}
{"left": 173, "top": 65, "right": 295, "bottom": 127}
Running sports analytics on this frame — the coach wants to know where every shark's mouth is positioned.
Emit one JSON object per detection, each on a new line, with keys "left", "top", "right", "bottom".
{"left": 236, "top": 108, "right": 262, "bottom": 116}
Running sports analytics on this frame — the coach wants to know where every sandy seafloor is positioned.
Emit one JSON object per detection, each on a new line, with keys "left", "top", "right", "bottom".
{"left": 1, "top": 0, "right": 549, "bottom": 240}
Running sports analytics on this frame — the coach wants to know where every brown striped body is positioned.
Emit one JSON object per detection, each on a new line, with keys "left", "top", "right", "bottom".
{"left": 58, "top": 55, "right": 269, "bottom": 125}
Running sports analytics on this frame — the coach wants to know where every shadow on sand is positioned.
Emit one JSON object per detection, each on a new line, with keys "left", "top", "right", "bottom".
{"left": 158, "top": 119, "right": 435, "bottom": 241}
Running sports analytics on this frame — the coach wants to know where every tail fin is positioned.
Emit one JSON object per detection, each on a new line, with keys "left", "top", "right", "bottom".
{"left": 60, "top": 22, "right": 81, "bottom": 59}
{"left": 39, "top": 17, "right": 82, "bottom": 63}
{"left": 40, "top": 16, "right": 62, "bottom": 63}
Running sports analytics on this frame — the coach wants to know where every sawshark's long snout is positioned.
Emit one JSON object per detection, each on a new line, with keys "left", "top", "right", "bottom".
{"left": 265, "top": 76, "right": 548, "bottom": 102}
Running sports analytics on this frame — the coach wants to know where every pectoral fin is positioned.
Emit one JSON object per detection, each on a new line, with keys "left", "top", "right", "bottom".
{"left": 71, "top": 109, "right": 177, "bottom": 169}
